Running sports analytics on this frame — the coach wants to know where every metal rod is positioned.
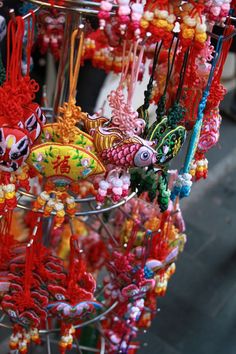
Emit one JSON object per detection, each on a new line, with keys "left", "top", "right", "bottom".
{"left": 28, "top": 0, "right": 117, "bottom": 12}
{"left": 38, "top": 301, "right": 118, "bottom": 334}
{"left": 100, "top": 336, "right": 106, "bottom": 354}
{"left": 45, "top": 320, "right": 52, "bottom": 354}
{"left": 74, "top": 337, "right": 83, "bottom": 354}
{"left": 18, "top": 189, "right": 96, "bottom": 202}
{"left": 17, "top": 192, "right": 136, "bottom": 216}
{"left": 89, "top": 202, "right": 119, "bottom": 246}
{"left": 0, "top": 314, "right": 5, "bottom": 322}
{"left": 22, "top": 6, "right": 41, "bottom": 20}
{"left": 207, "top": 28, "right": 236, "bottom": 41}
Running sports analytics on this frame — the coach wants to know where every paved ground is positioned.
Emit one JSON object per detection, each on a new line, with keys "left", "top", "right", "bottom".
{"left": 139, "top": 114, "right": 236, "bottom": 354}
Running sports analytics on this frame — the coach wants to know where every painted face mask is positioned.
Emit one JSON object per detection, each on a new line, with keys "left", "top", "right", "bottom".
{"left": 21, "top": 103, "right": 47, "bottom": 143}
{"left": 0, "top": 127, "right": 30, "bottom": 172}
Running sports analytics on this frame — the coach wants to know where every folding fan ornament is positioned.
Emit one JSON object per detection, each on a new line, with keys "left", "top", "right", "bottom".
{"left": 29, "top": 28, "right": 104, "bottom": 182}
{"left": 28, "top": 28, "right": 105, "bottom": 226}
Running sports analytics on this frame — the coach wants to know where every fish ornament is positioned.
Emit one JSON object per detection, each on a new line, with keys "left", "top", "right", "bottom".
{"left": 80, "top": 109, "right": 156, "bottom": 169}
{"left": 100, "top": 137, "right": 157, "bottom": 168}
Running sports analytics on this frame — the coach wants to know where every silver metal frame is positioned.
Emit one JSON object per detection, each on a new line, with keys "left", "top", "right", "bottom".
{"left": 0, "top": 301, "right": 117, "bottom": 338}
{"left": 28, "top": 0, "right": 117, "bottom": 13}
{"left": 17, "top": 190, "right": 136, "bottom": 216}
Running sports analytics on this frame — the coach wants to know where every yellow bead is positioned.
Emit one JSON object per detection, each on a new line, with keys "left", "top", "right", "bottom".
{"left": 182, "top": 28, "right": 195, "bottom": 39}
{"left": 166, "top": 23, "right": 174, "bottom": 31}
{"left": 140, "top": 19, "right": 149, "bottom": 29}
{"left": 5, "top": 192, "right": 15, "bottom": 199}
{"left": 156, "top": 19, "right": 168, "bottom": 28}
{"left": 195, "top": 32, "right": 207, "bottom": 43}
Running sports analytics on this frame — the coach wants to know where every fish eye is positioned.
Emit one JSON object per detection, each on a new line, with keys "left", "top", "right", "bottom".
{"left": 141, "top": 151, "right": 150, "bottom": 160}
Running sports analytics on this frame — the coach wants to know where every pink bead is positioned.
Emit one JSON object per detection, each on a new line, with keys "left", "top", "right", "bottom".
{"left": 211, "top": 6, "right": 221, "bottom": 16}
{"left": 98, "top": 10, "right": 110, "bottom": 19}
{"left": 118, "top": 7, "right": 131, "bottom": 16}
{"left": 221, "top": 3, "right": 230, "bottom": 10}
{"left": 112, "top": 194, "right": 122, "bottom": 202}
{"left": 101, "top": 1, "right": 113, "bottom": 11}
{"left": 98, "top": 188, "right": 107, "bottom": 197}
{"left": 112, "top": 187, "right": 123, "bottom": 195}
{"left": 132, "top": 14, "right": 142, "bottom": 21}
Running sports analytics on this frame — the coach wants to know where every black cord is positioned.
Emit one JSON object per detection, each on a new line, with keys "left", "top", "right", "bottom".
{"left": 163, "top": 36, "right": 179, "bottom": 96}
{"left": 175, "top": 47, "right": 189, "bottom": 103}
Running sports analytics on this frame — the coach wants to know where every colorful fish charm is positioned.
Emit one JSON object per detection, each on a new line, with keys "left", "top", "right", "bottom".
{"left": 100, "top": 139, "right": 156, "bottom": 168}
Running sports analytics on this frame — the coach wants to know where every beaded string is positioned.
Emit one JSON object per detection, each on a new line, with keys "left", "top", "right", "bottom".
{"left": 143, "top": 41, "right": 163, "bottom": 112}
{"left": 138, "top": 42, "right": 162, "bottom": 136}
{"left": 183, "top": 36, "right": 223, "bottom": 174}
{"left": 175, "top": 48, "right": 189, "bottom": 104}
{"left": 155, "top": 36, "right": 179, "bottom": 123}
{"left": 167, "top": 47, "right": 189, "bottom": 128}
{"left": 146, "top": 36, "right": 179, "bottom": 140}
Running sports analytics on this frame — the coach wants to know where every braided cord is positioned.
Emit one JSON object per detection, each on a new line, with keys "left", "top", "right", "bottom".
{"left": 183, "top": 36, "right": 224, "bottom": 174}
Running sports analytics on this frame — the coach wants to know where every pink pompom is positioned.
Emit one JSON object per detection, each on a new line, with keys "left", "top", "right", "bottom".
{"left": 101, "top": 0, "right": 113, "bottom": 11}
{"left": 210, "top": 5, "right": 221, "bottom": 16}
{"left": 96, "top": 194, "right": 105, "bottom": 203}
{"left": 98, "top": 10, "right": 110, "bottom": 19}
{"left": 112, "top": 194, "right": 122, "bottom": 202}
{"left": 118, "top": 7, "right": 131, "bottom": 17}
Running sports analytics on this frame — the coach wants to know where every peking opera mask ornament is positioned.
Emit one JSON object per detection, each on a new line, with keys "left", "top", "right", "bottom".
{"left": 0, "top": 15, "right": 46, "bottom": 205}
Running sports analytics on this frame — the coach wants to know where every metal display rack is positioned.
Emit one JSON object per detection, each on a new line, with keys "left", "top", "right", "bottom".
{"left": 2, "top": 2, "right": 236, "bottom": 354}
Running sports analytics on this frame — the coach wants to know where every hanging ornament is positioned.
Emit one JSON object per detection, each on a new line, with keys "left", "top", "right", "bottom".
{"left": 36, "top": 9, "right": 65, "bottom": 60}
